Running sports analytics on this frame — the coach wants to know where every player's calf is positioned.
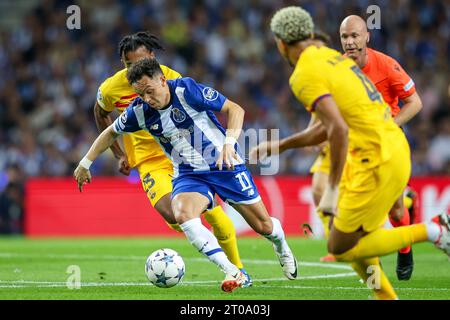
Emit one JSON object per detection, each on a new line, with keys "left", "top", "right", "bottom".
{"left": 232, "top": 201, "right": 298, "bottom": 280}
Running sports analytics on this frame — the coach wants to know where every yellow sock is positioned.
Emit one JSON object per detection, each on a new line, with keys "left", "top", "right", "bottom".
{"left": 204, "top": 206, "right": 244, "bottom": 269}
{"left": 403, "top": 195, "right": 413, "bottom": 209}
{"left": 335, "top": 224, "right": 428, "bottom": 262}
{"left": 317, "top": 210, "right": 330, "bottom": 239}
{"left": 168, "top": 223, "right": 182, "bottom": 233}
{"left": 351, "top": 257, "right": 397, "bottom": 300}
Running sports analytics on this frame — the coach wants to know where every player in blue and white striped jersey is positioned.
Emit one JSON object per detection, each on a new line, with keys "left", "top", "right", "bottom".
{"left": 114, "top": 74, "right": 246, "bottom": 177}
{"left": 74, "top": 58, "right": 297, "bottom": 292}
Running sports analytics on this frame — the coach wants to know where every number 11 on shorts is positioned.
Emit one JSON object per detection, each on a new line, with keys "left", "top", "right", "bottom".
{"left": 235, "top": 172, "right": 252, "bottom": 192}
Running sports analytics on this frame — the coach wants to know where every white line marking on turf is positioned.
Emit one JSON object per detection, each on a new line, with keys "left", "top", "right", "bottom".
{"left": 0, "top": 252, "right": 352, "bottom": 270}
{"left": 0, "top": 272, "right": 357, "bottom": 288}
{"left": 1, "top": 276, "right": 450, "bottom": 292}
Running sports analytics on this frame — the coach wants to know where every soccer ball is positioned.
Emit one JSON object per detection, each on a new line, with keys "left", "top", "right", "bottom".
{"left": 145, "top": 248, "right": 185, "bottom": 288}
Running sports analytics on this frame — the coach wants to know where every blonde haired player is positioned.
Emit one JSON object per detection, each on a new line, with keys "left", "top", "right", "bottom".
{"left": 251, "top": 6, "right": 450, "bottom": 299}
{"left": 338, "top": 15, "right": 422, "bottom": 279}
{"left": 309, "top": 16, "right": 422, "bottom": 280}
{"left": 308, "top": 15, "right": 422, "bottom": 269}
{"left": 93, "top": 31, "right": 251, "bottom": 286}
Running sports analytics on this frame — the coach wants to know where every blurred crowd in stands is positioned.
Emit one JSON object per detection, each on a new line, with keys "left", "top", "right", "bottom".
{"left": 0, "top": 0, "right": 449, "bottom": 233}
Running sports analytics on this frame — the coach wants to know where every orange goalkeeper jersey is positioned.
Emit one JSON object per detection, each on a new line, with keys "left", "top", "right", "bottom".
{"left": 361, "top": 48, "right": 416, "bottom": 116}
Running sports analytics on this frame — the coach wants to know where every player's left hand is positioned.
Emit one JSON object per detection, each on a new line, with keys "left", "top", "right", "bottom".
{"left": 217, "top": 144, "right": 239, "bottom": 170}
{"left": 73, "top": 165, "right": 92, "bottom": 192}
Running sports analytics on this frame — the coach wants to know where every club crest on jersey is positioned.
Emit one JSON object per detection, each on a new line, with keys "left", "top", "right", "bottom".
{"left": 120, "top": 112, "right": 128, "bottom": 124}
{"left": 171, "top": 108, "right": 186, "bottom": 123}
{"left": 202, "top": 87, "right": 219, "bottom": 101}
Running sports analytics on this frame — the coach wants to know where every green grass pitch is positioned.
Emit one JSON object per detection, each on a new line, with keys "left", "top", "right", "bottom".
{"left": 0, "top": 237, "right": 449, "bottom": 300}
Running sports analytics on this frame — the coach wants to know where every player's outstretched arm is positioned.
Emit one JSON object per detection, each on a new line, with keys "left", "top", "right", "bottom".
{"left": 279, "top": 120, "right": 327, "bottom": 151}
{"left": 248, "top": 120, "right": 327, "bottom": 162}
{"left": 94, "top": 102, "right": 131, "bottom": 175}
{"left": 393, "top": 92, "right": 423, "bottom": 126}
{"left": 314, "top": 96, "right": 348, "bottom": 215}
{"left": 73, "top": 125, "right": 120, "bottom": 192}
{"left": 216, "top": 99, "right": 244, "bottom": 170}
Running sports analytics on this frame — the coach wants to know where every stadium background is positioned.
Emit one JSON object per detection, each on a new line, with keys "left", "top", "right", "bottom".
{"left": 0, "top": 0, "right": 449, "bottom": 236}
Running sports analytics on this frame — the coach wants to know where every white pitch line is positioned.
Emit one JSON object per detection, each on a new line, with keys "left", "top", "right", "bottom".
{"left": 0, "top": 272, "right": 357, "bottom": 289}
{"left": 184, "top": 272, "right": 358, "bottom": 284}
{"left": 1, "top": 277, "right": 449, "bottom": 293}
{"left": 0, "top": 252, "right": 352, "bottom": 270}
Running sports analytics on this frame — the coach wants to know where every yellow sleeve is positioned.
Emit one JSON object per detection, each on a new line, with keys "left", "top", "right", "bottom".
{"left": 290, "top": 62, "right": 331, "bottom": 112}
{"left": 161, "top": 65, "right": 182, "bottom": 80}
{"left": 96, "top": 78, "right": 115, "bottom": 112}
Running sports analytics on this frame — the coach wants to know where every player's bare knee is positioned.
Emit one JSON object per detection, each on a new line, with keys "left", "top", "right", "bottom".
{"left": 173, "top": 209, "right": 191, "bottom": 225}
{"left": 171, "top": 198, "right": 187, "bottom": 224}
{"left": 327, "top": 240, "right": 346, "bottom": 256}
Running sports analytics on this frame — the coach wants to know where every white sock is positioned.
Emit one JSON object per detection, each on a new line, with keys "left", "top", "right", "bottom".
{"left": 263, "top": 217, "right": 290, "bottom": 254}
{"left": 180, "top": 218, "right": 239, "bottom": 274}
{"left": 426, "top": 221, "right": 441, "bottom": 243}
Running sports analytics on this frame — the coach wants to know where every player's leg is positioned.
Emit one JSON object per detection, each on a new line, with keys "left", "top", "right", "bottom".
{"left": 328, "top": 159, "right": 428, "bottom": 261}
{"left": 329, "top": 212, "right": 450, "bottom": 301}
{"left": 211, "top": 166, "right": 297, "bottom": 279}
{"left": 312, "top": 170, "right": 335, "bottom": 262}
{"left": 404, "top": 186, "right": 419, "bottom": 224}
{"left": 231, "top": 200, "right": 298, "bottom": 279}
{"left": 329, "top": 220, "right": 446, "bottom": 260}
{"left": 389, "top": 194, "right": 414, "bottom": 280}
{"left": 203, "top": 203, "right": 251, "bottom": 286}
{"left": 312, "top": 171, "right": 331, "bottom": 238}
{"left": 172, "top": 192, "right": 240, "bottom": 267}
{"left": 351, "top": 257, "right": 398, "bottom": 300}
{"left": 138, "top": 161, "right": 177, "bottom": 224}
{"left": 204, "top": 205, "right": 244, "bottom": 269}
{"left": 329, "top": 153, "right": 447, "bottom": 261}
{"left": 327, "top": 140, "right": 450, "bottom": 299}
{"left": 139, "top": 162, "right": 248, "bottom": 279}
{"left": 171, "top": 177, "right": 246, "bottom": 293}
{"left": 311, "top": 146, "right": 335, "bottom": 262}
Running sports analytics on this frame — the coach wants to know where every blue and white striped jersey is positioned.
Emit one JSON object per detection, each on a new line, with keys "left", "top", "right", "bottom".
{"left": 113, "top": 77, "right": 244, "bottom": 176}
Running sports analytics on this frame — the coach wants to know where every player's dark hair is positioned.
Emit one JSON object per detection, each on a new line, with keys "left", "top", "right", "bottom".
{"left": 118, "top": 31, "right": 164, "bottom": 57}
{"left": 126, "top": 58, "right": 163, "bottom": 84}
{"left": 313, "top": 30, "right": 331, "bottom": 46}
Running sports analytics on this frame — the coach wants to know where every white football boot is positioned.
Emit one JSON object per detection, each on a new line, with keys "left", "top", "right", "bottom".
{"left": 273, "top": 245, "right": 298, "bottom": 280}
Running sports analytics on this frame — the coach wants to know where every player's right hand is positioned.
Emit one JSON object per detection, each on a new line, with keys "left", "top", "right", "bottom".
{"left": 118, "top": 156, "right": 131, "bottom": 176}
{"left": 73, "top": 165, "right": 91, "bottom": 192}
{"left": 249, "top": 140, "right": 280, "bottom": 163}
{"left": 318, "top": 185, "right": 339, "bottom": 216}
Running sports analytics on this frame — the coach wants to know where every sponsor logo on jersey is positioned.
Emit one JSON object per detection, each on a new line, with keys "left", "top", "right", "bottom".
{"left": 202, "top": 87, "right": 219, "bottom": 101}
{"left": 158, "top": 125, "right": 193, "bottom": 144}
